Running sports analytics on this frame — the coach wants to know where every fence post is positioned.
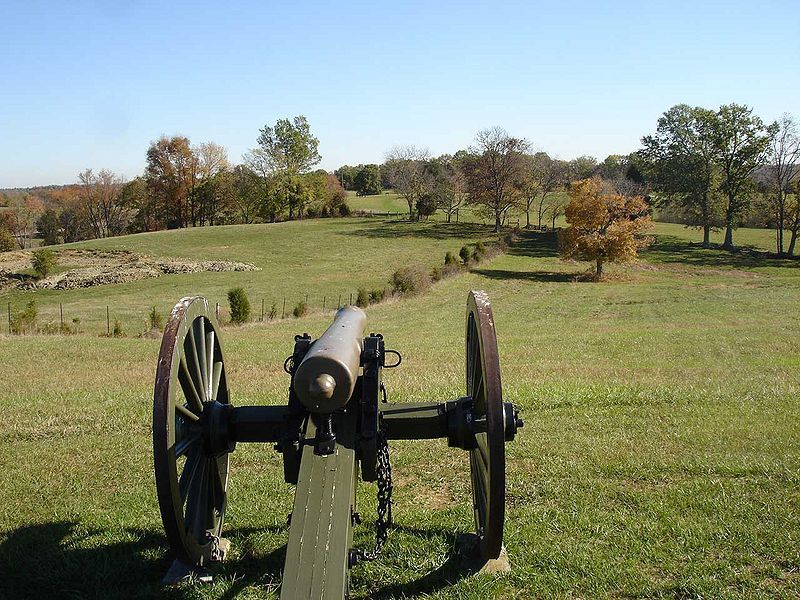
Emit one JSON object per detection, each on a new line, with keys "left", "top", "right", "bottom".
{"left": 349, "top": 293, "right": 353, "bottom": 306}
{"left": 216, "top": 302, "right": 220, "bottom": 322}
{"left": 7, "top": 303, "right": 10, "bottom": 334}
{"left": 60, "top": 303, "right": 64, "bottom": 329}
{"left": 282, "top": 298, "right": 286, "bottom": 319}
{"left": 106, "top": 306, "right": 110, "bottom": 336}
{"left": 338, "top": 294, "right": 341, "bottom": 309}
{"left": 261, "top": 299, "right": 264, "bottom": 321}
{"left": 323, "top": 296, "right": 326, "bottom": 311}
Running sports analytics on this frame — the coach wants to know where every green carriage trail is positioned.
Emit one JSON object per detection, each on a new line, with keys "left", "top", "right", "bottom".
{"left": 0, "top": 216, "right": 798, "bottom": 599}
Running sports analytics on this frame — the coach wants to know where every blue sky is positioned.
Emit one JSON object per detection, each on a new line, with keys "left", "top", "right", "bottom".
{"left": 1, "top": 0, "right": 798, "bottom": 187}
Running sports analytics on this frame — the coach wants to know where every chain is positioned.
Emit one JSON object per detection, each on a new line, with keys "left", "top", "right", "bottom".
{"left": 352, "top": 429, "right": 393, "bottom": 563}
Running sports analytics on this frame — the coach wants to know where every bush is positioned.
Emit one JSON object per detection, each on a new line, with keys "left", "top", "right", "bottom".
{"left": 472, "top": 247, "right": 483, "bottom": 262}
{"left": 293, "top": 301, "right": 309, "bottom": 318}
{"left": 459, "top": 245, "right": 471, "bottom": 265}
{"left": 268, "top": 302, "right": 278, "bottom": 320}
{"left": 431, "top": 266, "right": 442, "bottom": 281}
{"left": 475, "top": 241, "right": 486, "bottom": 254}
{"left": 227, "top": 287, "right": 251, "bottom": 324}
{"left": 112, "top": 318, "right": 125, "bottom": 337}
{"left": 444, "top": 251, "right": 458, "bottom": 266}
{"left": 31, "top": 248, "right": 57, "bottom": 278}
{"left": 369, "top": 288, "right": 386, "bottom": 304}
{"left": 0, "top": 229, "right": 14, "bottom": 252}
{"left": 356, "top": 288, "right": 370, "bottom": 308}
{"left": 391, "top": 265, "right": 430, "bottom": 295}
{"left": 148, "top": 306, "right": 163, "bottom": 331}
{"left": 10, "top": 300, "right": 37, "bottom": 334}
{"left": 339, "top": 203, "right": 351, "bottom": 217}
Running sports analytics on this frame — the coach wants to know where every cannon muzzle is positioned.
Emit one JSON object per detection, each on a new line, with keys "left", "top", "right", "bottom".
{"left": 293, "top": 306, "right": 366, "bottom": 413}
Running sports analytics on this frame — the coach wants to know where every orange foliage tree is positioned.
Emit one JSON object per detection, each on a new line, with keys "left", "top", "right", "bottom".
{"left": 558, "top": 178, "right": 653, "bottom": 277}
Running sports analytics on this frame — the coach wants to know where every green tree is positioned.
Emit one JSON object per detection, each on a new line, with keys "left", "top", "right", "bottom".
{"left": 253, "top": 116, "right": 321, "bottom": 220}
{"left": 712, "top": 104, "right": 775, "bottom": 249}
{"left": 227, "top": 287, "right": 251, "bottom": 324}
{"left": 354, "top": 164, "right": 382, "bottom": 196}
{"left": 32, "top": 248, "right": 57, "bottom": 278}
{"left": 640, "top": 104, "right": 720, "bottom": 247}
{"left": 36, "top": 209, "right": 60, "bottom": 245}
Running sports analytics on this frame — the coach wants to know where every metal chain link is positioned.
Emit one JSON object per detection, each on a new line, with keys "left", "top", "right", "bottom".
{"left": 353, "top": 429, "right": 393, "bottom": 563}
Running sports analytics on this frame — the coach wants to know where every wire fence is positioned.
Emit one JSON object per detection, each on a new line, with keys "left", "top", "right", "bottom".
{"left": 3, "top": 290, "right": 374, "bottom": 337}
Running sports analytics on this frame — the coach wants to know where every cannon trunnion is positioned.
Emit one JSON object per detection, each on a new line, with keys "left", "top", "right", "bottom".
{"left": 152, "top": 291, "right": 523, "bottom": 598}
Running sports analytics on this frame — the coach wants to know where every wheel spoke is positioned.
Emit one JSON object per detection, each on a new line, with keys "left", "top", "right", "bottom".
{"left": 179, "top": 356, "right": 204, "bottom": 413}
{"left": 176, "top": 402, "right": 200, "bottom": 422}
{"left": 192, "top": 460, "right": 212, "bottom": 541}
{"left": 211, "top": 362, "right": 223, "bottom": 401}
{"left": 179, "top": 448, "right": 202, "bottom": 505}
{"left": 186, "top": 326, "right": 208, "bottom": 404}
{"left": 195, "top": 318, "right": 208, "bottom": 398}
{"left": 205, "top": 330, "right": 215, "bottom": 400}
{"left": 185, "top": 457, "right": 209, "bottom": 539}
{"left": 175, "top": 432, "right": 201, "bottom": 458}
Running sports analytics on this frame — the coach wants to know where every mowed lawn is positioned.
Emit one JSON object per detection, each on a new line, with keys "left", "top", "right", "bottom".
{"left": 0, "top": 219, "right": 798, "bottom": 599}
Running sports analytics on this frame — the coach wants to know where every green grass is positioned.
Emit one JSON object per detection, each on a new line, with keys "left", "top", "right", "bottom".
{"left": 0, "top": 219, "right": 798, "bottom": 598}
{"left": 0, "top": 218, "right": 497, "bottom": 333}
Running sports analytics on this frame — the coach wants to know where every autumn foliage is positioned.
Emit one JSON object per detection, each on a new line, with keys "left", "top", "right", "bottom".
{"left": 558, "top": 178, "right": 653, "bottom": 278}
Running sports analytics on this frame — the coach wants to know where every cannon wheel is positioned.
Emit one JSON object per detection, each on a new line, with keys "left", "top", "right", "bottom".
{"left": 466, "top": 290, "right": 505, "bottom": 560}
{"left": 154, "top": 296, "right": 230, "bottom": 566}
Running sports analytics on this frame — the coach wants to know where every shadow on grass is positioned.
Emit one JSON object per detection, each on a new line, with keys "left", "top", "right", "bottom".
{"left": 0, "top": 521, "right": 286, "bottom": 599}
{"left": 364, "top": 526, "right": 482, "bottom": 599}
{"left": 643, "top": 235, "right": 799, "bottom": 270}
{"left": 344, "top": 219, "right": 494, "bottom": 241}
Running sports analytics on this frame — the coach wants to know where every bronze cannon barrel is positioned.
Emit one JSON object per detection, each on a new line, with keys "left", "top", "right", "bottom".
{"left": 293, "top": 306, "right": 366, "bottom": 413}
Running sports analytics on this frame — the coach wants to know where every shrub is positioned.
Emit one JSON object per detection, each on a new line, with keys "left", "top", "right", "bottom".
{"left": 268, "top": 302, "right": 278, "bottom": 320}
{"left": 431, "top": 266, "right": 442, "bottom": 281}
{"left": 339, "top": 203, "right": 351, "bottom": 217}
{"left": 472, "top": 247, "right": 483, "bottom": 262}
{"left": 0, "top": 229, "right": 14, "bottom": 252}
{"left": 369, "top": 288, "right": 386, "bottom": 304}
{"left": 391, "top": 265, "right": 430, "bottom": 295}
{"left": 10, "top": 300, "right": 37, "bottom": 334}
{"left": 356, "top": 288, "right": 370, "bottom": 308}
{"left": 31, "top": 248, "right": 57, "bottom": 278}
{"left": 444, "top": 251, "right": 458, "bottom": 266}
{"left": 293, "top": 301, "right": 309, "bottom": 318}
{"left": 148, "top": 306, "right": 164, "bottom": 331}
{"left": 227, "top": 287, "right": 251, "bottom": 324}
{"left": 112, "top": 318, "right": 125, "bottom": 337}
{"left": 475, "top": 241, "right": 486, "bottom": 254}
{"left": 459, "top": 245, "right": 471, "bottom": 265}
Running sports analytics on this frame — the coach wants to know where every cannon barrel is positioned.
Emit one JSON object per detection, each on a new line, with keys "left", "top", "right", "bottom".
{"left": 293, "top": 306, "right": 366, "bottom": 413}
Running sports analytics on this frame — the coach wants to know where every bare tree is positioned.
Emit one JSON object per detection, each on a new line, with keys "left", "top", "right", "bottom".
{"left": 463, "top": 127, "right": 530, "bottom": 232}
{"left": 6, "top": 195, "right": 43, "bottom": 248}
{"left": 521, "top": 153, "right": 568, "bottom": 229}
{"left": 383, "top": 145, "right": 430, "bottom": 219}
{"left": 765, "top": 114, "right": 800, "bottom": 254}
{"left": 78, "top": 169, "right": 127, "bottom": 238}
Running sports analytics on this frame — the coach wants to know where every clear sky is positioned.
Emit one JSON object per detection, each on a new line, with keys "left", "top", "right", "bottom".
{"left": 1, "top": 0, "right": 798, "bottom": 188}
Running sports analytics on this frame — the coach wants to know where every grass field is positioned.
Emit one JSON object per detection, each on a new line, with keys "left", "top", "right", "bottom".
{"left": 1, "top": 218, "right": 798, "bottom": 599}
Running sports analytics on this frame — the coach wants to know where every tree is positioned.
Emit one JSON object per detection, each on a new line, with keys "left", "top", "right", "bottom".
{"left": 191, "top": 142, "right": 230, "bottom": 226}
{"left": 463, "top": 127, "right": 530, "bottom": 232}
{"left": 77, "top": 169, "right": 128, "bottom": 237}
{"left": 558, "top": 178, "right": 653, "bottom": 278}
{"left": 36, "top": 209, "right": 60, "bottom": 245}
{"left": 145, "top": 136, "right": 195, "bottom": 229}
{"left": 567, "top": 155, "right": 598, "bottom": 182}
{"left": 640, "top": 104, "right": 720, "bottom": 246}
{"left": 230, "top": 165, "right": 262, "bottom": 224}
{"left": 712, "top": 104, "right": 775, "bottom": 249}
{"left": 521, "top": 152, "right": 567, "bottom": 229}
{"left": 334, "top": 165, "right": 359, "bottom": 190}
{"left": 788, "top": 179, "right": 800, "bottom": 255}
{"left": 763, "top": 114, "right": 800, "bottom": 254}
{"left": 119, "top": 177, "right": 153, "bottom": 233}
{"left": 383, "top": 145, "right": 431, "bottom": 219}
{"left": 31, "top": 248, "right": 57, "bottom": 278}
{"left": 6, "top": 195, "right": 43, "bottom": 248}
{"left": 353, "top": 164, "right": 382, "bottom": 196}
{"left": 254, "top": 116, "right": 321, "bottom": 220}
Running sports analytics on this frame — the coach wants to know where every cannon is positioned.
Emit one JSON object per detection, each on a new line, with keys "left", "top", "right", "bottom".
{"left": 153, "top": 290, "right": 523, "bottom": 598}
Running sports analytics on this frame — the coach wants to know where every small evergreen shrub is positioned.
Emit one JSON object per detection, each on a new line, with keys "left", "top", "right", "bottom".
{"left": 268, "top": 302, "right": 278, "bottom": 320}
{"left": 356, "top": 288, "right": 370, "bottom": 308}
{"left": 444, "top": 251, "right": 458, "bottom": 266}
{"left": 459, "top": 245, "right": 471, "bottom": 265}
{"left": 32, "top": 248, "right": 57, "bottom": 278}
{"left": 431, "top": 266, "right": 443, "bottom": 281}
{"left": 112, "top": 318, "right": 125, "bottom": 337}
{"left": 228, "top": 287, "right": 251, "bottom": 324}
{"left": 391, "top": 265, "right": 430, "bottom": 295}
{"left": 0, "top": 229, "right": 14, "bottom": 252}
{"left": 293, "top": 301, "right": 309, "bottom": 318}
{"left": 369, "top": 288, "right": 386, "bottom": 304}
{"left": 475, "top": 240, "right": 487, "bottom": 254}
{"left": 472, "top": 247, "right": 482, "bottom": 262}
{"left": 10, "top": 300, "right": 37, "bottom": 334}
{"left": 148, "top": 306, "right": 164, "bottom": 331}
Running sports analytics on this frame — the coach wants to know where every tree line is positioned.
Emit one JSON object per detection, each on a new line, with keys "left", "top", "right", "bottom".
{"left": 1, "top": 105, "right": 797, "bottom": 255}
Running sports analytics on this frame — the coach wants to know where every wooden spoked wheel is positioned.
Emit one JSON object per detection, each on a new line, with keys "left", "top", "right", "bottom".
{"left": 153, "top": 296, "right": 231, "bottom": 566}
{"left": 465, "top": 290, "right": 506, "bottom": 560}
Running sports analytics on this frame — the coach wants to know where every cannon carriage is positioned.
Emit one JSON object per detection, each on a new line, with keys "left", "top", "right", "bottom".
{"left": 152, "top": 290, "right": 522, "bottom": 598}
